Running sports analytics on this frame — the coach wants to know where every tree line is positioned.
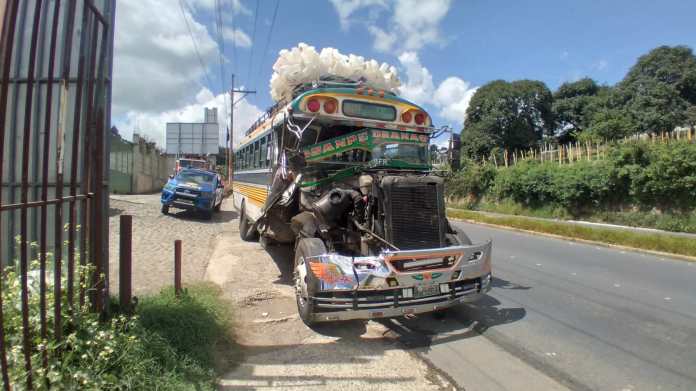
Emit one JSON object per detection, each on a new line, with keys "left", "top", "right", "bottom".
{"left": 460, "top": 45, "right": 696, "bottom": 159}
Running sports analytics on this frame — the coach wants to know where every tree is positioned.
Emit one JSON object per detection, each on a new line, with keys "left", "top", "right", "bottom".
{"left": 552, "top": 78, "right": 607, "bottom": 141}
{"left": 462, "top": 80, "right": 553, "bottom": 158}
{"left": 614, "top": 45, "right": 696, "bottom": 133}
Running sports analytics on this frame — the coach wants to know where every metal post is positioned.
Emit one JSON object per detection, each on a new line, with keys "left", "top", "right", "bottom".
{"left": 174, "top": 240, "right": 182, "bottom": 296}
{"left": 119, "top": 215, "right": 132, "bottom": 313}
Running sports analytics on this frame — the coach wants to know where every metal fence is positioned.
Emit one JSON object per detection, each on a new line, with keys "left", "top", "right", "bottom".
{"left": 0, "top": 0, "right": 115, "bottom": 388}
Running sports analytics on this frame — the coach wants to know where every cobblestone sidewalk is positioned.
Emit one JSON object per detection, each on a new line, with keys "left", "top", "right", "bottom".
{"left": 108, "top": 194, "right": 237, "bottom": 295}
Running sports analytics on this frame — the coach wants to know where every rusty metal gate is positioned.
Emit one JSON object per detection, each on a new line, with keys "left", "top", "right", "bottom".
{"left": 0, "top": 0, "right": 115, "bottom": 388}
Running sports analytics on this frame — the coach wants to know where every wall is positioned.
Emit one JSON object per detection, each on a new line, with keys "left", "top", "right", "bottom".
{"left": 109, "top": 132, "right": 172, "bottom": 194}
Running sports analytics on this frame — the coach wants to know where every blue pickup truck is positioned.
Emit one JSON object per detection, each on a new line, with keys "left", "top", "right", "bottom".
{"left": 160, "top": 168, "right": 224, "bottom": 219}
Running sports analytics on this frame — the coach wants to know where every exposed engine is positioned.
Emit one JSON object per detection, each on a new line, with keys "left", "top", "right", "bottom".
{"left": 290, "top": 172, "right": 448, "bottom": 256}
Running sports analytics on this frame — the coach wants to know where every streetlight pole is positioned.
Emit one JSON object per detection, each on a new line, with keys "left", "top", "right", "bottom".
{"left": 228, "top": 74, "right": 256, "bottom": 183}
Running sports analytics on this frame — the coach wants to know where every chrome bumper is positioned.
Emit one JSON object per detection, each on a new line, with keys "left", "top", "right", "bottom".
{"left": 311, "top": 273, "right": 491, "bottom": 322}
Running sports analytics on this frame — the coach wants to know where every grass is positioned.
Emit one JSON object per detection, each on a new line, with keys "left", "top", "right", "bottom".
{"left": 133, "top": 283, "right": 239, "bottom": 389}
{"left": 447, "top": 208, "right": 696, "bottom": 259}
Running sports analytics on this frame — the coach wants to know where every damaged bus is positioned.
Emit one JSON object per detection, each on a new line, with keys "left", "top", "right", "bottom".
{"left": 232, "top": 78, "right": 492, "bottom": 324}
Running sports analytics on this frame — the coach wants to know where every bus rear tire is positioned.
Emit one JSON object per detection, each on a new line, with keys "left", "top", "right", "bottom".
{"left": 239, "top": 202, "right": 259, "bottom": 242}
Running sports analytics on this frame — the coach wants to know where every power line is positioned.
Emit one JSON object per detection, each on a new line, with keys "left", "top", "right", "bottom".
{"left": 178, "top": 0, "right": 214, "bottom": 90}
{"left": 245, "top": 0, "right": 259, "bottom": 87}
{"left": 229, "top": 0, "right": 238, "bottom": 76}
{"left": 253, "top": 0, "right": 279, "bottom": 98}
{"left": 213, "top": 0, "right": 229, "bottom": 129}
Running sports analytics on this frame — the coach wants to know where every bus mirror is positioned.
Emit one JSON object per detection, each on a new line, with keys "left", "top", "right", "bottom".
{"left": 449, "top": 133, "right": 461, "bottom": 171}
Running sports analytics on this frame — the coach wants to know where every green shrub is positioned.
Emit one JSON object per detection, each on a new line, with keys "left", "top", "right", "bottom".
{"left": 445, "top": 160, "right": 497, "bottom": 200}
{"left": 447, "top": 140, "right": 696, "bottom": 232}
{"left": 549, "top": 160, "right": 619, "bottom": 212}
{"left": 627, "top": 143, "right": 696, "bottom": 209}
{"left": 491, "top": 161, "right": 556, "bottom": 207}
{"left": 2, "top": 257, "right": 235, "bottom": 390}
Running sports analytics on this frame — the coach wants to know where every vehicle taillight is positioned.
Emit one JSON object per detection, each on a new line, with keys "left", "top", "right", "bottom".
{"left": 323, "top": 99, "right": 337, "bottom": 114}
{"left": 414, "top": 112, "right": 426, "bottom": 125}
{"left": 401, "top": 111, "right": 412, "bottom": 123}
{"left": 307, "top": 98, "right": 320, "bottom": 112}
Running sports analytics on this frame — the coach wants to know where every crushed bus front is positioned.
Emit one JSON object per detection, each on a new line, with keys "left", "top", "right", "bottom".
{"left": 299, "top": 241, "right": 492, "bottom": 322}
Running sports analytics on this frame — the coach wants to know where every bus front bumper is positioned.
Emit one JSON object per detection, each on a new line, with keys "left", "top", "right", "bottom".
{"left": 304, "top": 242, "right": 493, "bottom": 322}
{"left": 310, "top": 273, "right": 491, "bottom": 322}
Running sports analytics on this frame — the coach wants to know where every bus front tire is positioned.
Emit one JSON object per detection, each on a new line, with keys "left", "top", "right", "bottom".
{"left": 294, "top": 238, "right": 326, "bottom": 326}
{"left": 161, "top": 205, "right": 169, "bottom": 215}
{"left": 239, "top": 202, "right": 259, "bottom": 241}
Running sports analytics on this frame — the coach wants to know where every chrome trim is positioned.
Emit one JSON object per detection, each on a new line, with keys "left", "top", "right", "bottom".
{"left": 312, "top": 287, "right": 489, "bottom": 322}
{"left": 313, "top": 285, "right": 479, "bottom": 309}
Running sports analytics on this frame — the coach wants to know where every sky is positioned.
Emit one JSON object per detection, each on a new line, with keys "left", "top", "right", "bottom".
{"left": 111, "top": 0, "right": 696, "bottom": 148}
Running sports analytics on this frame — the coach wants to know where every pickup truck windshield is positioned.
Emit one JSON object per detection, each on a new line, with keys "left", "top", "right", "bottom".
{"left": 176, "top": 171, "right": 214, "bottom": 185}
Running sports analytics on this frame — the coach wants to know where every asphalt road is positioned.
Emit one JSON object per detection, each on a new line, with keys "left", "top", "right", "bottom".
{"left": 412, "top": 221, "right": 696, "bottom": 391}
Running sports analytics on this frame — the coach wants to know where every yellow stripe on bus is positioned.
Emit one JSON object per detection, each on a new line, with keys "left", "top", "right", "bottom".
{"left": 233, "top": 183, "right": 268, "bottom": 206}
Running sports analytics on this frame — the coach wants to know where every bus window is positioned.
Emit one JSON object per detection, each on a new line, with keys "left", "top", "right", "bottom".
{"left": 253, "top": 141, "right": 260, "bottom": 168}
{"left": 265, "top": 134, "right": 272, "bottom": 167}
{"left": 260, "top": 136, "right": 267, "bottom": 168}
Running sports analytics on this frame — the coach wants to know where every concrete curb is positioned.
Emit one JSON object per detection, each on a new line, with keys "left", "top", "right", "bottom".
{"left": 448, "top": 216, "right": 696, "bottom": 263}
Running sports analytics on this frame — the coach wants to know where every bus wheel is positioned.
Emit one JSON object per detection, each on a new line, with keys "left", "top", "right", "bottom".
{"left": 294, "top": 238, "right": 326, "bottom": 326}
{"left": 161, "top": 204, "right": 169, "bottom": 215}
{"left": 239, "top": 202, "right": 259, "bottom": 241}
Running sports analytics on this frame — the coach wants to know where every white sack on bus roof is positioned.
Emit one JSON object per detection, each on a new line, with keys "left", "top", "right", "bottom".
{"left": 270, "top": 43, "right": 401, "bottom": 102}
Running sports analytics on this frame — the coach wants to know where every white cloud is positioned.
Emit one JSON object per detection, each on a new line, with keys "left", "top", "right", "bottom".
{"left": 433, "top": 77, "right": 478, "bottom": 122}
{"left": 329, "top": 0, "right": 388, "bottom": 30}
{"left": 398, "top": 51, "right": 435, "bottom": 103}
{"left": 222, "top": 27, "right": 252, "bottom": 48}
{"left": 397, "top": 52, "right": 477, "bottom": 124}
{"left": 391, "top": 0, "right": 451, "bottom": 51}
{"left": 113, "top": 0, "right": 263, "bottom": 147}
{"left": 331, "top": 0, "right": 451, "bottom": 53}
{"left": 189, "top": 0, "right": 250, "bottom": 15}
{"left": 114, "top": 88, "right": 262, "bottom": 148}
{"left": 113, "top": 0, "right": 218, "bottom": 115}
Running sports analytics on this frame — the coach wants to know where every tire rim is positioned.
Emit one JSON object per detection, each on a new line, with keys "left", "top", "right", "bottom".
{"left": 295, "top": 256, "right": 308, "bottom": 309}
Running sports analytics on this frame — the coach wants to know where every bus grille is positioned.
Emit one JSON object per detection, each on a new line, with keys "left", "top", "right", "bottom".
{"left": 383, "top": 178, "right": 444, "bottom": 250}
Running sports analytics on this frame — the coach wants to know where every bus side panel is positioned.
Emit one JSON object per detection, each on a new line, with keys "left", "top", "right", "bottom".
{"left": 233, "top": 191, "right": 264, "bottom": 222}
{"left": 232, "top": 176, "right": 270, "bottom": 223}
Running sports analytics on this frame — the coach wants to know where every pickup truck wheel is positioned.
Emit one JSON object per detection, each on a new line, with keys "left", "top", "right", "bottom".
{"left": 239, "top": 202, "right": 259, "bottom": 241}
{"left": 202, "top": 210, "right": 212, "bottom": 220}
{"left": 161, "top": 204, "right": 169, "bottom": 215}
{"left": 213, "top": 201, "right": 221, "bottom": 212}
{"left": 294, "top": 238, "right": 326, "bottom": 326}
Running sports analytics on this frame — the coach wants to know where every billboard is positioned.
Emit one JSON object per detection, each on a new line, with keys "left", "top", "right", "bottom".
{"left": 165, "top": 122, "right": 219, "bottom": 155}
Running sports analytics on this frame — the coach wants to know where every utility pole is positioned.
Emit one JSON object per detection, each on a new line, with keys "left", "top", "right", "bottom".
{"left": 228, "top": 73, "right": 256, "bottom": 183}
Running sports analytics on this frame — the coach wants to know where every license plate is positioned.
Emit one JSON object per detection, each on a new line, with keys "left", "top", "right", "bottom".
{"left": 414, "top": 284, "right": 440, "bottom": 298}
